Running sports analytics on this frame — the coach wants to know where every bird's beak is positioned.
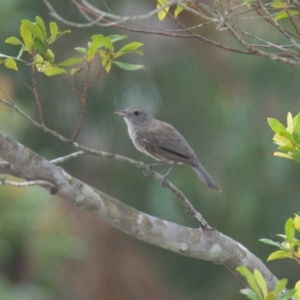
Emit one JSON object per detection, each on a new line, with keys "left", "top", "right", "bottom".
{"left": 114, "top": 110, "right": 127, "bottom": 117}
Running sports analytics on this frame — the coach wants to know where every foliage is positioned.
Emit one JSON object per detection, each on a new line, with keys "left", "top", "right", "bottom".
{"left": 268, "top": 112, "right": 300, "bottom": 164}
{"left": 0, "top": 16, "right": 144, "bottom": 75}
{"left": 237, "top": 215, "right": 300, "bottom": 299}
{"left": 260, "top": 215, "right": 300, "bottom": 264}
{"left": 237, "top": 266, "right": 300, "bottom": 300}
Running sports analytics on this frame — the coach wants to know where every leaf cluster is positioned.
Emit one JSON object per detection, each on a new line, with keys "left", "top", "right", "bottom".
{"left": 237, "top": 266, "right": 300, "bottom": 300}
{"left": 268, "top": 112, "right": 300, "bottom": 164}
{"left": 0, "top": 16, "right": 144, "bottom": 76}
{"left": 260, "top": 215, "right": 300, "bottom": 264}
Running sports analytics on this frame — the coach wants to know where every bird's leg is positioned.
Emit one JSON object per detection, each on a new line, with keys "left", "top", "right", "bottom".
{"left": 143, "top": 160, "right": 168, "bottom": 176}
{"left": 162, "top": 162, "right": 176, "bottom": 187}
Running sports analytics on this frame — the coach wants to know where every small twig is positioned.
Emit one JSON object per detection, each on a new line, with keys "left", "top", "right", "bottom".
{"left": 69, "top": 63, "right": 92, "bottom": 143}
{"left": 30, "top": 63, "right": 45, "bottom": 125}
{"left": 51, "top": 151, "right": 86, "bottom": 164}
{"left": 0, "top": 177, "right": 55, "bottom": 189}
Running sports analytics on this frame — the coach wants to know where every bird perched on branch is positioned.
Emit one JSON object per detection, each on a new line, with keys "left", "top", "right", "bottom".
{"left": 115, "top": 108, "right": 220, "bottom": 192}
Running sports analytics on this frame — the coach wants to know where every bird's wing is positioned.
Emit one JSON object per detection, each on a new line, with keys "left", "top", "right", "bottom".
{"left": 141, "top": 121, "right": 197, "bottom": 165}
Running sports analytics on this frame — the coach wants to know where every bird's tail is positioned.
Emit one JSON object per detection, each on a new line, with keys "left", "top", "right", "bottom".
{"left": 192, "top": 161, "right": 221, "bottom": 192}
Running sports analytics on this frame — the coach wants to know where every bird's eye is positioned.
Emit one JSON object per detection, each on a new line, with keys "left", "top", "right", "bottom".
{"left": 134, "top": 110, "right": 139, "bottom": 116}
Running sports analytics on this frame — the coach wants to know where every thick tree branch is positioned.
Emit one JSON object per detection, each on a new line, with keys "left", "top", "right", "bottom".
{"left": 0, "top": 130, "right": 280, "bottom": 291}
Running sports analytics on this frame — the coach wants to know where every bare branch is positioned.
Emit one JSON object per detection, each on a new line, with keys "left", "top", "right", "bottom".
{"left": 41, "top": 0, "right": 300, "bottom": 67}
{"left": 0, "top": 130, "right": 280, "bottom": 291}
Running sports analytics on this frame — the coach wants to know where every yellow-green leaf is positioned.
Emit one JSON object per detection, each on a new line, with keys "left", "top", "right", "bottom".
{"left": 266, "top": 292, "right": 276, "bottom": 300}
{"left": 46, "top": 49, "right": 55, "bottom": 64}
{"left": 274, "top": 278, "right": 288, "bottom": 294}
{"left": 50, "top": 22, "right": 58, "bottom": 42}
{"left": 293, "top": 215, "right": 300, "bottom": 231}
{"left": 20, "top": 21, "right": 33, "bottom": 53}
{"left": 236, "top": 267, "right": 262, "bottom": 298}
{"left": 58, "top": 58, "right": 83, "bottom": 67}
{"left": 287, "top": 112, "right": 293, "bottom": 133}
{"left": 5, "top": 37, "right": 24, "bottom": 46}
{"left": 21, "top": 19, "right": 45, "bottom": 42}
{"left": 70, "top": 67, "right": 83, "bottom": 75}
{"left": 44, "top": 66, "right": 67, "bottom": 76}
{"left": 273, "top": 132, "right": 293, "bottom": 147}
{"left": 285, "top": 218, "right": 295, "bottom": 245}
{"left": 267, "top": 250, "right": 292, "bottom": 261}
{"left": 254, "top": 270, "right": 267, "bottom": 298}
{"left": 174, "top": 5, "right": 185, "bottom": 18}
{"left": 157, "top": 0, "right": 170, "bottom": 21}
{"left": 271, "top": 0, "right": 288, "bottom": 8}
{"left": 3, "top": 58, "right": 18, "bottom": 71}
{"left": 36, "top": 16, "right": 47, "bottom": 41}
{"left": 117, "top": 42, "right": 143, "bottom": 54}
{"left": 295, "top": 280, "right": 300, "bottom": 298}
{"left": 112, "top": 61, "right": 144, "bottom": 71}
{"left": 268, "top": 118, "right": 286, "bottom": 133}
{"left": 270, "top": 152, "right": 292, "bottom": 159}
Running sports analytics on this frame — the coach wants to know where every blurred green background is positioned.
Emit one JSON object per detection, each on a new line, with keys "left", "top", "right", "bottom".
{"left": 0, "top": 1, "right": 299, "bottom": 299}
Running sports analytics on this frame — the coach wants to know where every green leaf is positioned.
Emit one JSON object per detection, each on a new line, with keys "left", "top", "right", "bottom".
{"left": 3, "top": 58, "right": 18, "bottom": 70}
{"left": 5, "top": 37, "right": 24, "bottom": 46}
{"left": 279, "top": 130, "right": 296, "bottom": 144}
{"left": 254, "top": 270, "right": 267, "bottom": 298}
{"left": 240, "top": 289, "right": 260, "bottom": 300}
{"left": 292, "top": 131, "right": 300, "bottom": 144}
{"left": 285, "top": 218, "right": 295, "bottom": 244}
{"left": 112, "top": 61, "right": 144, "bottom": 71}
{"left": 277, "top": 145, "right": 299, "bottom": 154}
{"left": 99, "top": 50, "right": 111, "bottom": 72}
{"left": 236, "top": 267, "right": 262, "bottom": 297}
{"left": 44, "top": 66, "right": 67, "bottom": 76}
{"left": 278, "top": 289, "right": 297, "bottom": 300}
{"left": 91, "top": 34, "right": 113, "bottom": 51}
{"left": 57, "top": 58, "right": 83, "bottom": 67}
{"left": 266, "top": 292, "right": 276, "bottom": 300}
{"left": 114, "top": 42, "right": 144, "bottom": 59}
{"left": 46, "top": 49, "right": 55, "bottom": 64}
{"left": 293, "top": 215, "right": 300, "bottom": 231}
{"left": 174, "top": 5, "right": 185, "bottom": 18}
{"left": 267, "top": 250, "right": 292, "bottom": 261}
{"left": 75, "top": 47, "right": 87, "bottom": 54}
{"left": 293, "top": 113, "right": 300, "bottom": 135}
{"left": 268, "top": 118, "right": 286, "bottom": 133}
{"left": 274, "top": 10, "right": 299, "bottom": 21}
{"left": 34, "top": 54, "right": 50, "bottom": 72}
{"left": 20, "top": 21, "right": 33, "bottom": 53}
{"left": 259, "top": 238, "right": 285, "bottom": 249}
{"left": 289, "top": 153, "right": 300, "bottom": 164}
{"left": 117, "top": 42, "right": 143, "bottom": 54}
{"left": 271, "top": 0, "right": 288, "bottom": 8}
{"left": 21, "top": 19, "right": 45, "bottom": 42}
{"left": 50, "top": 22, "right": 58, "bottom": 42}
{"left": 70, "top": 68, "right": 83, "bottom": 75}
{"left": 87, "top": 35, "right": 113, "bottom": 62}
{"left": 157, "top": 0, "right": 170, "bottom": 21}
{"left": 33, "top": 37, "right": 47, "bottom": 55}
{"left": 274, "top": 278, "right": 288, "bottom": 294}
{"left": 107, "top": 35, "right": 128, "bottom": 43}
{"left": 36, "top": 16, "right": 47, "bottom": 41}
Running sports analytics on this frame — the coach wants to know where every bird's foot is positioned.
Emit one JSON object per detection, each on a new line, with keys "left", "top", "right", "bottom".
{"left": 143, "top": 164, "right": 153, "bottom": 176}
{"left": 161, "top": 177, "right": 168, "bottom": 187}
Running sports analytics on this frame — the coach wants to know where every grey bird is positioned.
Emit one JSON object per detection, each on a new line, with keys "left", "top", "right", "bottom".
{"left": 115, "top": 108, "right": 220, "bottom": 191}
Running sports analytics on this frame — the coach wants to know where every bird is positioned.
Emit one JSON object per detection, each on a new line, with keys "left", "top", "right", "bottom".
{"left": 115, "top": 108, "right": 220, "bottom": 191}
